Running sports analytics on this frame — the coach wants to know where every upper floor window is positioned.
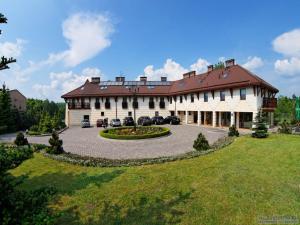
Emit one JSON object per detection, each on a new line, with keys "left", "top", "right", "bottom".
{"left": 180, "top": 96, "right": 183, "bottom": 103}
{"left": 95, "top": 97, "right": 100, "bottom": 109}
{"left": 220, "top": 90, "right": 225, "bottom": 101}
{"left": 240, "top": 88, "right": 246, "bottom": 100}
{"left": 191, "top": 94, "right": 194, "bottom": 103}
{"left": 204, "top": 92, "right": 208, "bottom": 102}
{"left": 170, "top": 97, "right": 172, "bottom": 104}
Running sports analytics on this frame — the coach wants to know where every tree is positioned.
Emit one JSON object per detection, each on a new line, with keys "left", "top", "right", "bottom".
{"left": 274, "top": 96, "right": 296, "bottom": 125}
{"left": 47, "top": 131, "right": 63, "bottom": 154}
{"left": 0, "top": 84, "right": 15, "bottom": 132}
{"left": 214, "top": 61, "right": 225, "bottom": 70}
{"left": 252, "top": 111, "right": 268, "bottom": 138}
{"left": 0, "top": 13, "right": 16, "bottom": 70}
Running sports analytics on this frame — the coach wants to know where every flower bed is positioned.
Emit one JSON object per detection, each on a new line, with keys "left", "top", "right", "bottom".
{"left": 99, "top": 126, "right": 170, "bottom": 140}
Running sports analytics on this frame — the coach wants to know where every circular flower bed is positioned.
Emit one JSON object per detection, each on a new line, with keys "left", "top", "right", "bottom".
{"left": 100, "top": 126, "right": 170, "bottom": 140}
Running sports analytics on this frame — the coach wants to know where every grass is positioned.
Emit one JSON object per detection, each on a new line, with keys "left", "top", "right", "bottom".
{"left": 11, "top": 134, "right": 300, "bottom": 224}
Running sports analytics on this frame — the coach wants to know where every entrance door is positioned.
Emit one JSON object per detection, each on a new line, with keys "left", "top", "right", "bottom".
{"left": 193, "top": 112, "right": 198, "bottom": 123}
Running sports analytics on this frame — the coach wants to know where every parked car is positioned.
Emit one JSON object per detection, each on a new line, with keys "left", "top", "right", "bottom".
{"left": 110, "top": 118, "right": 122, "bottom": 127}
{"left": 81, "top": 119, "right": 90, "bottom": 128}
{"left": 164, "top": 116, "right": 180, "bottom": 125}
{"left": 96, "top": 119, "right": 104, "bottom": 127}
{"left": 151, "top": 116, "right": 165, "bottom": 125}
{"left": 137, "top": 116, "right": 152, "bottom": 126}
{"left": 123, "top": 116, "right": 135, "bottom": 126}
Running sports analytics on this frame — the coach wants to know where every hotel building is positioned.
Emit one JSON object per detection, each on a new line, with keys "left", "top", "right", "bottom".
{"left": 62, "top": 59, "right": 278, "bottom": 129}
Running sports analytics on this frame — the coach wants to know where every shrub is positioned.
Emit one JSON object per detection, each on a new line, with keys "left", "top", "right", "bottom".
{"left": 278, "top": 120, "right": 292, "bottom": 134}
{"left": 14, "top": 132, "right": 29, "bottom": 146}
{"left": 46, "top": 131, "right": 63, "bottom": 154}
{"left": 31, "top": 143, "right": 48, "bottom": 152}
{"left": 29, "top": 124, "right": 39, "bottom": 132}
{"left": 228, "top": 125, "right": 239, "bottom": 137}
{"left": 193, "top": 133, "right": 210, "bottom": 151}
{"left": 252, "top": 112, "right": 268, "bottom": 138}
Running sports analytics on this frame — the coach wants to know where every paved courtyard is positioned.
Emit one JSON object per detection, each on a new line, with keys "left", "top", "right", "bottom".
{"left": 0, "top": 125, "right": 228, "bottom": 159}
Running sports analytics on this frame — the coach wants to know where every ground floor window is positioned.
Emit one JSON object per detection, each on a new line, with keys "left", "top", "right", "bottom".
{"left": 83, "top": 115, "right": 89, "bottom": 120}
{"left": 101, "top": 112, "right": 105, "bottom": 116}
{"left": 155, "top": 111, "right": 159, "bottom": 116}
{"left": 239, "top": 112, "right": 253, "bottom": 128}
{"left": 128, "top": 111, "right": 132, "bottom": 116}
{"left": 170, "top": 111, "right": 175, "bottom": 116}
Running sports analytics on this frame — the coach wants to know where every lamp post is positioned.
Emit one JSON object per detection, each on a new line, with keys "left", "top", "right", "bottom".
{"left": 129, "top": 85, "right": 139, "bottom": 131}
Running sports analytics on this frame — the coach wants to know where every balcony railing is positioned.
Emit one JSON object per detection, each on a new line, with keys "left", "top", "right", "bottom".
{"left": 263, "top": 98, "right": 277, "bottom": 108}
{"left": 68, "top": 102, "right": 90, "bottom": 109}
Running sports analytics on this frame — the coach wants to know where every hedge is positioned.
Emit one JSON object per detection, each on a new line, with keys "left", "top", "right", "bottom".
{"left": 99, "top": 126, "right": 170, "bottom": 140}
{"left": 42, "top": 136, "right": 235, "bottom": 167}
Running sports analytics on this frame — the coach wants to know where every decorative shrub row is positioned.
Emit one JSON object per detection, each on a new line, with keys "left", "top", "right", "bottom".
{"left": 99, "top": 126, "right": 170, "bottom": 140}
{"left": 42, "top": 136, "right": 235, "bottom": 167}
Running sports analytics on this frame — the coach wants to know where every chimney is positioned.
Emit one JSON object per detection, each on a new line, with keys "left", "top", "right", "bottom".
{"left": 183, "top": 71, "right": 196, "bottom": 79}
{"left": 91, "top": 77, "right": 100, "bottom": 84}
{"left": 207, "top": 65, "right": 214, "bottom": 72}
{"left": 115, "top": 76, "right": 125, "bottom": 82}
{"left": 161, "top": 76, "right": 167, "bottom": 82}
{"left": 225, "top": 59, "right": 235, "bottom": 68}
{"left": 140, "top": 76, "right": 147, "bottom": 82}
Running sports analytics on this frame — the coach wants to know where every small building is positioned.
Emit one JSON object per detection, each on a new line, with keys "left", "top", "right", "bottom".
{"left": 62, "top": 59, "right": 278, "bottom": 128}
{"left": 9, "top": 89, "right": 26, "bottom": 111}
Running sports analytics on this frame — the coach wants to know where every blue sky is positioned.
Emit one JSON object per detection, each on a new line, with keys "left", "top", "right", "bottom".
{"left": 0, "top": 0, "right": 300, "bottom": 101}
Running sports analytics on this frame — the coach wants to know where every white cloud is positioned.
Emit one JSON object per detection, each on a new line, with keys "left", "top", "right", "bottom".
{"left": 48, "top": 12, "right": 114, "bottom": 67}
{"left": 0, "top": 39, "right": 26, "bottom": 58}
{"left": 274, "top": 57, "right": 300, "bottom": 76}
{"left": 273, "top": 28, "right": 300, "bottom": 75}
{"left": 273, "top": 29, "right": 300, "bottom": 57}
{"left": 190, "top": 58, "right": 210, "bottom": 74}
{"left": 139, "top": 57, "right": 210, "bottom": 81}
{"left": 242, "top": 56, "right": 264, "bottom": 71}
{"left": 33, "top": 67, "right": 104, "bottom": 100}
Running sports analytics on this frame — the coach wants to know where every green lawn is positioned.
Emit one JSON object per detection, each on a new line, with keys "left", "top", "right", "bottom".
{"left": 11, "top": 134, "right": 300, "bottom": 225}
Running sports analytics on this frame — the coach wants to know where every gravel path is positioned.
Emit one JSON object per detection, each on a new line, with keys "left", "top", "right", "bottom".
{"left": 0, "top": 125, "right": 227, "bottom": 159}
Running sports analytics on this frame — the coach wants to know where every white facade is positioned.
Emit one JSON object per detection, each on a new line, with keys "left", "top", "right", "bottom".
{"left": 65, "top": 86, "right": 274, "bottom": 128}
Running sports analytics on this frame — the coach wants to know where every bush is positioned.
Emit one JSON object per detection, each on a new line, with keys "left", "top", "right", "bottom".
{"left": 100, "top": 126, "right": 170, "bottom": 140}
{"left": 31, "top": 143, "right": 48, "bottom": 152}
{"left": 228, "top": 125, "right": 239, "bottom": 137}
{"left": 14, "top": 132, "right": 29, "bottom": 146}
{"left": 46, "top": 131, "right": 63, "bottom": 154}
{"left": 29, "top": 124, "right": 39, "bottom": 132}
{"left": 193, "top": 133, "right": 210, "bottom": 151}
{"left": 278, "top": 120, "right": 292, "bottom": 134}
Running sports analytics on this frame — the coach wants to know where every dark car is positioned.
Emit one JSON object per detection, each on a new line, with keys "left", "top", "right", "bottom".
{"left": 96, "top": 119, "right": 104, "bottom": 127}
{"left": 137, "top": 116, "right": 152, "bottom": 126}
{"left": 123, "top": 117, "right": 135, "bottom": 126}
{"left": 164, "top": 116, "right": 180, "bottom": 125}
{"left": 151, "top": 116, "right": 164, "bottom": 125}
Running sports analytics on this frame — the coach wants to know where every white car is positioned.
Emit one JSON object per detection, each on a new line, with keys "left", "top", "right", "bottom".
{"left": 110, "top": 119, "right": 121, "bottom": 127}
{"left": 81, "top": 119, "right": 90, "bottom": 128}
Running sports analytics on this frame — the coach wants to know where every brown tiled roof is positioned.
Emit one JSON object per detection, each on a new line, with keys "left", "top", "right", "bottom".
{"left": 61, "top": 64, "right": 278, "bottom": 98}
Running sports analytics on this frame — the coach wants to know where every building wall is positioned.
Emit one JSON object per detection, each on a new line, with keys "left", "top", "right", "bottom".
{"left": 65, "top": 86, "right": 265, "bottom": 126}
{"left": 9, "top": 90, "right": 26, "bottom": 111}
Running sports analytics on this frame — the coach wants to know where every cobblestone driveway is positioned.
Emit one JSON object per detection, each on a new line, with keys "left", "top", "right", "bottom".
{"left": 1, "top": 125, "right": 227, "bottom": 159}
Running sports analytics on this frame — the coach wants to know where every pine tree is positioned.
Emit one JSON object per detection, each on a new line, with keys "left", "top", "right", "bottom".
{"left": 252, "top": 111, "right": 268, "bottom": 138}
{"left": 0, "top": 84, "right": 15, "bottom": 132}
{"left": 0, "top": 13, "right": 16, "bottom": 70}
{"left": 47, "top": 131, "right": 63, "bottom": 154}
{"left": 193, "top": 133, "right": 210, "bottom": 151}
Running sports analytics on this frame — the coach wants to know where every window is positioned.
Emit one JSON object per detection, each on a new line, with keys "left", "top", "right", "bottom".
{"left": 180, "top": 96, "right": 183, "bottom": 103}
{"left": 128, "top": 111, "right": 132, "bottom": 116}
{"left": 122, "top": 97, "right": 128, "bottom": 109}
{"left": 155, "top": 111, "right": 159, "bottom": 116}
{"left": 149, "top": 97, "right": 155, "bottom": 109}
{"left": 170, "top": 97, "right": 172, "bottom": 104}
{"left": 101, "top": 112, "right": 105, "bottom": 116}
{"left": 191, "top": 94, "right": 194, "bottom": 103}
{"left": 188, "top": 111, "right": 191, "bottom": 115}
{"left": 159, "top": 97, "right": 165, "bottom": 109}
{"left": 95, "top": 98, "right": 100, "bottom": 109}
{"left": 83, "top": 115, "right": 89, "bottom": 120}
{"left": 220, "top": 90, "right": 225, "bottom": 101}
{"left": 105, "top": 98, "right": 110, "bottom": 109}
{"left": 240, "top": 88, "right": 246, "bottom": 100}
{"left": 133, "top": 97, "right": 138, "bottom": 109}
{"left": 204, "top": 92, "right": 208, "bottom": 102}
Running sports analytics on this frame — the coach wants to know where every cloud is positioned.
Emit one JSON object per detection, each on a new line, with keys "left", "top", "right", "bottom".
{"left": 273, "top": 28, "right": 300, "bottom": 75}
{"left": 0, "top": 39, "right": 26, "bottom": 58}
{"left": 139, "top": 58, "right": 210, "bottom": 81}
{"left": 274, "top": 57, "right": 300, "bottom": 76}
{"left": 48, "top": 12, "right": 114, "bottom": 67}
{"left": 33, "top": 67, "right": 104, "bottom": 100}
{"left": 273, "top": 29, "right": 300, "bottom": 57}
{"left": 242, "top": 56, "right": 264, "bottom": 71}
